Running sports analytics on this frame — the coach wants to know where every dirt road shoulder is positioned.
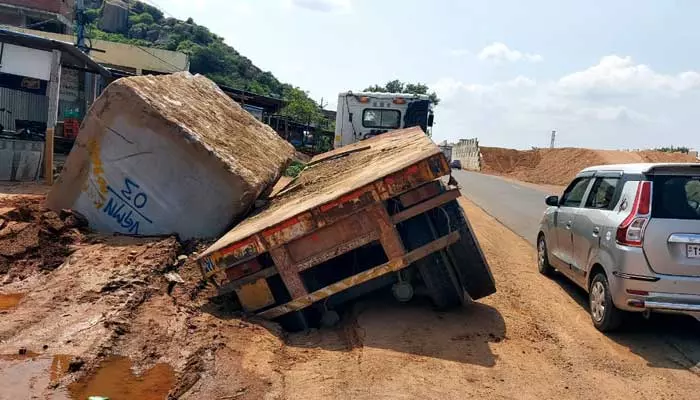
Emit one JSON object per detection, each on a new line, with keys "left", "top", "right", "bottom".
{"left": 269, "top": 198, "right": 699, "bottom": 399}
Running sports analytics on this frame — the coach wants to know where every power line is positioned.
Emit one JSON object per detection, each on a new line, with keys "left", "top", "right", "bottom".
{"left": 133, "top": 45, "right": 185, "bottom": 73}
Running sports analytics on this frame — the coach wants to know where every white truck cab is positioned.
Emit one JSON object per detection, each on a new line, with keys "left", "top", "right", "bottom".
{"left": 334, "top": 91, "right": 434, "bottom": 148}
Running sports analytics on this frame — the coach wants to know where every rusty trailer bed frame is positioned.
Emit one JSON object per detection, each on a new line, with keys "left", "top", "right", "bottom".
{"left": 198, "top": 128, "right": 462, "bottom": 319}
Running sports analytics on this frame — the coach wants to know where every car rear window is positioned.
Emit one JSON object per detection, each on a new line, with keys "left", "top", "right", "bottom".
{"left": 651, "top": 175, "right": 700, "bottom": 220}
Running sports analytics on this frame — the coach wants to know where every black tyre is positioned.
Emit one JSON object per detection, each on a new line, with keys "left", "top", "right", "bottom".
{"left": 537, "top": 234, "right": 555, "bottom": 276}
{"left": 589, "top": 273, "right": 623, "bottom": 332}
{"left": 275, "top": 310, "right": 308, "bottom": 332}
{"left": 429, "top": 200, "right": 496, "bottom": 300}
{"left": 397, "top": 213, "right": 464, "bottom": 309}
{"left": 417, "top": 251, "right": 464, "bottom": 310}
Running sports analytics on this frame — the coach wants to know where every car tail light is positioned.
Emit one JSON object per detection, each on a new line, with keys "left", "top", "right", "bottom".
{"left": 616, "top": 181, "right": 651, "bottom": 247}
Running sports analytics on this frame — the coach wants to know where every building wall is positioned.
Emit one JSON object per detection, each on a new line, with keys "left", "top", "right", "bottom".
{"left": 100, "top": 1, "right": 129, "bottom": 33}
{"left": 0, "top": 86, "right": 48, "bottom": 131}
{"left": 0, "top": 137, "right": 43, "bottom": 181}
{"left": 0, "top": 9, "right": 24, "bottom": 26}
{"left": 1, "top": 0, "right": 74, "bottom": 19}
{"left": 13, "top": 27, "right": 190, "bottom": 74}
{"left": 0, "top": 43, "right": 53, "bottom": 81}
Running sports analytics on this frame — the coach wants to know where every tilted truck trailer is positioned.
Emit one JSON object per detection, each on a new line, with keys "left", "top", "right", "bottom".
{"left": 197, "top": 127, "right": 496, "bottom": 330}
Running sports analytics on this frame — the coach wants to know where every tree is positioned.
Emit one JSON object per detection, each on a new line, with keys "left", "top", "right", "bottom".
{"left": 655, "top": 146, "right": 690, "bottom": 154}
{"left": 363, "top": 80, "right": 440, "bottom": 105}
{"left": 129, "top": 12, "right": 154, "bottom": 26}
{"left": 280, "top": 87, "right": 324, "bottom": 125}
{"left": 84, "top": 8, "right": 100, "bottom": 24}
{"left": 385, "top": 79, "right": 405, "bottom": 93}
{"left": 128, "top": 23, "right": 149, "bottom": 39}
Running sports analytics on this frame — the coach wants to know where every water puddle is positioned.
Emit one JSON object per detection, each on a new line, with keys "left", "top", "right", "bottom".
{"left": 0, "top": 353, "right": 73, "bottom": 399}
{"left": 68, "top": 356, "right": 175, "bottom": 400}
{"left": 0, "top": 350, "right": 40, "bottom": 361}
{"left": 0, "top": 293, "right": 24, "bottom": 310}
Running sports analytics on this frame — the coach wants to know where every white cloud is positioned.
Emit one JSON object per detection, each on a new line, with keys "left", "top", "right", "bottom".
{"left": 477, "top": 42, "right": 543, "bottom": 63}
{"left": 432, "top": 76, "right": 535, "bottom": 101}
{"left": 430, "top": 55, "right": 700, "bottom": 149}
{"left": 289, "top": 0, "right": 352, "bottom": 13}
{"left": 558, "top": 55, "right": 700, "bottom": 95}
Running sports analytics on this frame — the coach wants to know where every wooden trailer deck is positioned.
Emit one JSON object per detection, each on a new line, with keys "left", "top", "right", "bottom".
{"left": 198, "top": 127, "right": 459, "bottom": 319}
{"left": 201, "top": 127, "right": 439, "bottom": 256}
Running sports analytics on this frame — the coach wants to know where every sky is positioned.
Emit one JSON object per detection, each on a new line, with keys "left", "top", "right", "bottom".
{"left": 156, "top": 0, "right": 700, "bottom": 150}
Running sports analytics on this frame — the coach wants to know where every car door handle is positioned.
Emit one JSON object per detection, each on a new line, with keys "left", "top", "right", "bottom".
{"left": 565, "top": 221, "right": 572, "bottom": 230}
{"left": 592, "top": 227, "right": 600, "bottom": 237}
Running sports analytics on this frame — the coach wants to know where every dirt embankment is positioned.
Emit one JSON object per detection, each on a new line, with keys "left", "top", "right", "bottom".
{"left": 0, "top": 190, "right": 286, "bottom": 399}
{"left": 481, "top": 147, "right": 698, "bottom": 186}
{"left": 0, "top": 196, "right": 87, "bottom": 278}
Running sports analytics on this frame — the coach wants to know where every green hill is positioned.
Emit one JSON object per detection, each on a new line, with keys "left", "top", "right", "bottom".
{"left": 84, "top": 0, "right": 324, "bottom": 123}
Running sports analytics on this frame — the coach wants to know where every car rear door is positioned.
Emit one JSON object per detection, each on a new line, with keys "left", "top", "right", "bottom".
{"left": 571, "top": 174, "right": 622, "bottom": 286}
{"left": 551, "top": 176, "right": 594, "bottom": 275}
{"left": 643, "top": 166, "right": 700, "bottom": 277}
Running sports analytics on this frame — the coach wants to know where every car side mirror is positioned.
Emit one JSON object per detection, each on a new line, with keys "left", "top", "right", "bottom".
{"left": 427, "top": 113, "right": 434, "bottom": 127}
{"left": 545, "top": 195, "right": 559, "bottom": 207}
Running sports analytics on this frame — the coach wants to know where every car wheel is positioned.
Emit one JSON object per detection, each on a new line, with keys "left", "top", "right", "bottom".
{"left": 589, "top": 273, "right": 622, "bottom": 332}
{"left": 537, "top": 234, "right": 554, "bottom": 276}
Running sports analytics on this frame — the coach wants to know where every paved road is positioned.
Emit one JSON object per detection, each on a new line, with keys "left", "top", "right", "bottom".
{"left": 453, "top": 170, "right": 558, "bottom": 245}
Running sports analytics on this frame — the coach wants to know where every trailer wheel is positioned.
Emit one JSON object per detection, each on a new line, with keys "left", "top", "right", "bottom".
{"left": 417, "top": 250, "right": 464, "bottom": 310}
{"left": 430, "top": 200, "right": 496, "bottom": 300}
{"left": 275, "top": 310, "right": 308, "bottom": 332}
{"left": 396, "top": 213, "right": 464, "bottom": 309}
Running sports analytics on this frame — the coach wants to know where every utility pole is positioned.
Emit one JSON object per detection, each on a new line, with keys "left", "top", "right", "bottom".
{"left": 550, "top": 130, "right": 556, "bottom": 149}
{"left": 75, "top": 0, "right": 88, "bottom": 53}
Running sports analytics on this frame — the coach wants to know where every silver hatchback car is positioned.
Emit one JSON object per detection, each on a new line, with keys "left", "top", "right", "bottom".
{"left": 537, "top": 163, "right": 700, "bottom": 331}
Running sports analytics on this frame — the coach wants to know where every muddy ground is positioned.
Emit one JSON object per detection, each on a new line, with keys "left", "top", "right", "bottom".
{"left": 1, "top": 187, "right": 698, "bottom": 399}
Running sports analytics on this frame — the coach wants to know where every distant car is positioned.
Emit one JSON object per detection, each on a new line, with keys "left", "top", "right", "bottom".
{"left": 537, "top": 163, "right": 700, "bottom": 332}
{"left": 450, "top": 160, "right": 462, "bottom": 169}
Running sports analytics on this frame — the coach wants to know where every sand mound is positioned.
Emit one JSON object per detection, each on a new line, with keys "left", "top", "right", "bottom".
{"left": 481, "top": 147, "right": 698, "bottom": 186}
{"left": 480, "top": 147, "right": 541, "bottom": 175}
{"left": 0, "top": 196, "right": 88, "bottom": 278}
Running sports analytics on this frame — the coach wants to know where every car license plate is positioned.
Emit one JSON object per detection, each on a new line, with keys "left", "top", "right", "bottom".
{"left": 687, "top": 244, "right": 700, "bottom": 258}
